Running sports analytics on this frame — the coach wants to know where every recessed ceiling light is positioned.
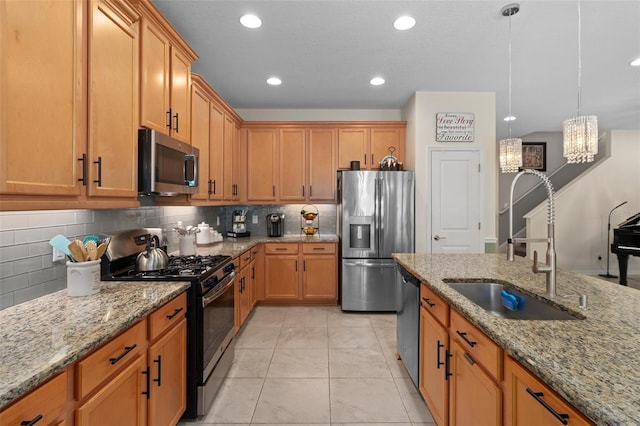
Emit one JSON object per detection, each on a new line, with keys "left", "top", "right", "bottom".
{"left": 631, "top": 57, "right": 640, "bottom": 66}
{"left": 240, "top": 14, "right": 262, "bottom": 29}
{"left": 393, "top": 16, "right": 416, "bottom": 30}
{"left": 266, "top": 77, "right": 282, "bottom": 86}
{"left": 504, "top": 115, "right": 517, "bottom": 122}
{"left": 370, "top": 77, "right": 385, "bottom": 86}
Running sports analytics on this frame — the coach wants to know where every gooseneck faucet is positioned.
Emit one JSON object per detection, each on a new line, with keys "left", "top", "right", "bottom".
{"left": 507, "top": 169, "right": 557, "bottom": 297}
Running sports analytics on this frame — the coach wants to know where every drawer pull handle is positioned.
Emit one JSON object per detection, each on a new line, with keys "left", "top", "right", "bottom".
{"left": 93, "top": 157, "right": 102, "bottom": 187}
{"left": 109, "top": 344, "right": 137, "bottom": 365}
{"left": 456, "top": 330, "right": 477, "bottom": 347}
{"left": 78, "top": 154, "right": 87, "bottom": 186}
{"left": 166, "top": 307, "right": 184, "bottom": 320}
{"left": 463, "top": 352, "right": 476, "bottom": 365}
{"left": 275, "top": 247, "right": 287, "bottom": 251}
{"left": 436, "top": 340, "right": 445, "bottom": 369}
{"left": 312, "top": 247, "right": 326, "bottom": 251}
{"left": 20, "top": 414, "right": 43, "bottom": 426}
{"left": 445, "top": 350, "right": 453, "bottom": 380}
{"left": 142, "top": 366, "right": 150, "bottom": 399}
{"left": 422, "top": 297, "right": 436, "bottom": 308}
{"left": 526, "top": 388, "right": 570, "bottom": 425}
{"left": 153, "top": 355, "right": 162, "bottom": 386}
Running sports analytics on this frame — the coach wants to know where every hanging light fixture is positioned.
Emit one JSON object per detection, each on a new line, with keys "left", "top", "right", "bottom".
{"left": 499, "top": 3, "right": 522, "bottom": 173}
{"left": 563, "top": 0, "right": 598, "bottom": 163}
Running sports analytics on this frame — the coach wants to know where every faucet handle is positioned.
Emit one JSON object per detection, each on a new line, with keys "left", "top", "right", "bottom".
{"left": 532, "top": 250, "right": 551, "bottom": 273}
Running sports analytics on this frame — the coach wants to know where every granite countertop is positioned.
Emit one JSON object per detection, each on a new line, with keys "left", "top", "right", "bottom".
{"left": 192, "top": 234, "right": 339, "bottom": 258}
{"left": 393, "top": 253, "right": 640, "bottom": 426}
{"left": 0, "top": 281, "right": 190, "bottom": 410}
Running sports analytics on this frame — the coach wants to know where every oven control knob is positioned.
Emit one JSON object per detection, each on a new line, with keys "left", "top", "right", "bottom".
{"left": 223, "top": 263, "right": 235, "bottom": 273}
{"left": 204, "top": 275, "right": 219, "bottom": 288}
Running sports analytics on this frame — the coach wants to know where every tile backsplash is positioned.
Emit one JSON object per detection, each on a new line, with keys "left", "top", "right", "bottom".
{"left": 0, "top": 204, "right": 336, "bottom": 310}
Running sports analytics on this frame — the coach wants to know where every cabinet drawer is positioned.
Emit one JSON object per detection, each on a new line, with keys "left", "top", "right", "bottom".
{"left": 239, "top": 249, "right": 253, "bottom": 269}
{"left": 302, "top": 243, "right": 336, "bottom": 254}
{"left": 265, "top": 243, "right": 299, "bottom": 254}
{"left": 420, "top": 284, "right": 449, "bottom": 327}
{"left": 75, "top": 319, "right": 147, "bottom": 400}
{"left": 450, "top": 309, "right": 502, "bottom": 381}
{"left": 148, "top": 292, "right": 187, "bottom": 341}
{"left": 0, "top": 371, "right": 67, "bottom": 425}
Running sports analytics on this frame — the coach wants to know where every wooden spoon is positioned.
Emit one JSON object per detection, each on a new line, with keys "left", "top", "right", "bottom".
{"left": 95, "top": 242, "right": 107, "bottom": 260}
{"left": 86, "top": 240, "right": 98, "bottom": 261}
{"left": 68, "top": 240, "right": 87, "bottom": 262}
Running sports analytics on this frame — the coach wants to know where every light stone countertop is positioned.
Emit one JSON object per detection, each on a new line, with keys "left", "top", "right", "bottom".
{"left": 393, "top": 253, "right": 640, "bottom": 426}
{"left": 190, "top": 234, "right": 338, "bottom": 258}
{"left": 0, "top": 281, "right": 190, "bottom": 410}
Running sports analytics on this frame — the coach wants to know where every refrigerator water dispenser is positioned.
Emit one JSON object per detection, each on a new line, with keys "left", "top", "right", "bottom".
{"left": 349, "top": 224, "right": 371, "bottom": 249}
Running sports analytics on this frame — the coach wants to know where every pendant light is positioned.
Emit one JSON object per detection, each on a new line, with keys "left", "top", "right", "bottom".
{"left": 563, "top": 0, "right": 598, "bottom": 163}
{"left": 499, "top": 3, "right": 522, "bottom": 173}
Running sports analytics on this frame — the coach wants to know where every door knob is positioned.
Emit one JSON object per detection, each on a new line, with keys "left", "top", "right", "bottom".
{"left": 433, "top": 235, "right": 447, "bottom": 241}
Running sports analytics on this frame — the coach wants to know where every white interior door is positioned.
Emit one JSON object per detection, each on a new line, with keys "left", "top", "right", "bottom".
{"left": 430, "top": 149, "right": 482, "bottom": 253}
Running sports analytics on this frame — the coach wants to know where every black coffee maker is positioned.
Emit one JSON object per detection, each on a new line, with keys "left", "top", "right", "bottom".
{"left": 267, "top": 213, "right": 285, "bottom": 237}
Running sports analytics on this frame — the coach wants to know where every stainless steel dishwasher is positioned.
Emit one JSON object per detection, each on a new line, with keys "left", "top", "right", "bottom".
{"left": 396, "top": 264, "right": 420, "bottom": 387}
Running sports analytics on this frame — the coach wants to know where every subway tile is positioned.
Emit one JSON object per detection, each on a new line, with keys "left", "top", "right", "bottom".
{"left": 14, "top": 228, "right": 44, "bottom": 244}
{"left": 74, "top": 210, "right": 94, "bottom": 223}
{"left": 0, "top": 261, "right": 15, "bottom": 279}
{"left": 29, "top": 267, "right": 56, "bottom": 286}
{"left": 14, "top": 257, "right": 44, "bottom": 275}
{"left": 0, "top": 292, "right": 15, "bottom": 310}
{"left": 66, "top": 224, "right": 87, "bottom": 238}
{"left": 0, "top": 274, "right": 29, "bottom": 293}
{"left": 0, "top": 230, "right": 15, "bottom": 247}
{"left": 29, "top": 211, "right": 76, "bottom": 227}
{"left": 0, "top": 244, "right": 30, "bottom": 262}
{"left": 29, "top": 242, "right": 50, "bottom": 257}
{"left": 0, "top": 214, "right": 30, "bottom": 230}
{"left": 41, "top": 226, "right": 68, "bottom": 241}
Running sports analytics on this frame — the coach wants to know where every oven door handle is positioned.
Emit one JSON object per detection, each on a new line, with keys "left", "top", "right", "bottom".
{"left": 202, "top": 271, "right": 236, "bottom": 308}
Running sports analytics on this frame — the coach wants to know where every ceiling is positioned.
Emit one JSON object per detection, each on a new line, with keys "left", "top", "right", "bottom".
{"left": 153, "top": 0, "right": 640, "bottom": 141}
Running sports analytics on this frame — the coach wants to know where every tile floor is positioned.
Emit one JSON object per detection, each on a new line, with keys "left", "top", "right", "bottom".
{"left": 179, "top": 305, "right": 435, "bottom": 426}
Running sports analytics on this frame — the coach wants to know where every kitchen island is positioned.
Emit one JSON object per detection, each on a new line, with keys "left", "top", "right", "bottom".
{"left": 393, "top": 253, "right": 640, "bottom": 425}
{"left": 0, "top": 280, "right": 189, "bottom": 410}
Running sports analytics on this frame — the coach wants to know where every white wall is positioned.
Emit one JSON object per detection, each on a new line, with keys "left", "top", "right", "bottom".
{"left": 235, "top": 108, "right": 402, "bottom": 122}
{"left": 402, "top": 92, "right": 497, "bottom": 253}
{"left": 526, "top": 130, "right": 640, "bottom": 275}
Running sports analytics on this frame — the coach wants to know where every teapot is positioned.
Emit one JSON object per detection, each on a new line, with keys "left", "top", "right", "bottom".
{"left": 136, "top": 235, "right": 168, "bottom": 271}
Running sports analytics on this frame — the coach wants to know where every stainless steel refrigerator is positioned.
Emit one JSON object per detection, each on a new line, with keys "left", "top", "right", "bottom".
{"left": 337, "top": 170, "right": 415, "bottom": 311}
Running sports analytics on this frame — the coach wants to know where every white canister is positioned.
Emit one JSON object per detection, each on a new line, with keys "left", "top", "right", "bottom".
{"left": 179, "top": 235, "right": 196, "bottom": 255}
{"left": 66, "top": 259, "right": 101, "bottom": 297}
{"left": 196, "top": 222, "right": 210, "bottom": 245}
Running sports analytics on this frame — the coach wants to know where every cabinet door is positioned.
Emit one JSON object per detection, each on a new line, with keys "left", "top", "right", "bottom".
{"left": 370, "top": 128, "right": 404, "bottom": 170}
{"left": 419, "top": 307, "right": 449, "bottom": 426}
{"left": 252, "top": 245, "right": 265, "bottom": 301}
{"left": 235, "top": 267, "right": 251, "bottom": 328}
{"left": 302, "top": 255, "right": 337, "bottom": 300}
{"left": 208, "top": 103, "right": 225, "bottom": 201}
{"left": 0, "top": 0, "right": 83, "bottom": 196}
{"left": 189, "top": 84, "right": 210, "bottom": 201}
{"left": 222, "top": 115, "right": 236, "bottom": 201}
{"left": 504, "top": 357, "right": 593, "bottom": 426}
{"left": 148, "top": 319, "right": 187, "bottom": 426}
{"left": 169, "top": 47, "right": 191, "bottom": 143}
{"left": 87, "top": 0, "right": 139, "bottom": 198}
{"left": 338, "top": 128, "right": 369, "bottom": 169}
{"left": 264, "top": 255, "right": 299, "bottom": 300}
{"left": 76, "top": 354, "right": 147, "bottom": 426}
{"left": 249, "top": 258, "right": 257, "bottom": 309}
{"left": 246, "top": 128, "right": 277, "bottom": 201}
{"left": 139, "top": 17, "right": 170, "bottom": 134}
{"left": 449, "top": 339, "right": 501, "bottom": 426}
{"left": 307, "top": 129, "right": 337, "bottom": 201}
{"left": 279, "top": 128, "right": 306, "bottom": 201}
{"left": 0, "top": 372, "right": 67, "bottom": 425}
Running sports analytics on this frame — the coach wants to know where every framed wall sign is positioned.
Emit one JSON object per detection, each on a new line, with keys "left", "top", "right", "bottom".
{"left": 436, "top": 112, "right": 474, "bottom": 142}
{"left": 520, "top": 142, "right": 547, "bottom": 171}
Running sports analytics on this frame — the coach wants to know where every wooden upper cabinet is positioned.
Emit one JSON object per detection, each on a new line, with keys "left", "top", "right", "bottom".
{"left": 0, "top": 0, "right": 84, "bottom": 196}
{"left": 223, "top": 115, "right": 240, "bottom": 201}
{"left": 338, "top": 128, "right": 369, "bottom": 169}
{"left": 370, "top": 127, "right": 405, "bottom": 170}
{"left": 87, "top": 0, "right": 140, "bottom": 198}
{"left": 307, "top": 128, "right": 337, "bottom": 202}
{"left": 169, "top": 47, "right": 191, "bottom": 143}
{"left": 189, "top": 82, "right": 211, "bottom": 201}
{"left": 246, "top": 128, "right": 277, "bottom": 201}
{"left": 208, "top": 102, "right": 225, "bottom": 201}
{"left": 279, "top": 128, "right": 306, "bottom": 201}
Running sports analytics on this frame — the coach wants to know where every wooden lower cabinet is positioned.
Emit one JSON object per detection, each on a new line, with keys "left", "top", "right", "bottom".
{"left": 301, "top": 254, "right": 337, "bottom": 300}
{"left": 449, "top": 339, "right": 501, "bottom": 426}
{"left": 264, "top": 254, "right": 300, "bottom": 300}
{"left": 504, "top": 357, "right": 594, "bottom": 426}
{"left": 236, "top": 262, "right": 252, "bottom": 327}
{"left": 0, "top": 371, "right": 67, "bottom": 425}
{"left": 419, "top": 305, "right": 449, "bottom": 426}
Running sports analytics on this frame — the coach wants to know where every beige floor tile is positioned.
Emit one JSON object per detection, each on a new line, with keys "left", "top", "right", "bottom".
{"left": 245, "top": 309, "right": 287, "bottom": 327}
{"left": 374, "top": 326, "right": 398, "bottom": 350}
{"left": 329, "top": 326, "right": 381, "bottom": 349}
{"left": 330, "top": 377, "right": 410, "bottom": 423}
{"left": 201, "top": 378, "right": 263, "bottom": 424}
{"left": 369, "top": 312, "right": 397, "bottom": 328}
{"left": 234, "top": 326, "right": 281, "bottom": 349}
{"left": 329, "top": 348, "right": 392, "bottom": 378}
{"left": 267, "top": 347, "right": 329, "bottom": 378}
{"left": 327, "top": 310, "right": 372, "bottom": 327}
{"left": 226, "top": 348, "right": 273, "bottom": 378}
{"left": 277, "top": 327, "right": 328, "bottom": 348}
{"left": 395, "top": 377, "right": 437, "bottom": 423}
{"left": 252, "top": 378, "right": 330, "bottom": 424}
{"left": 283, "top": 309, "right": 328, "bottom": 327}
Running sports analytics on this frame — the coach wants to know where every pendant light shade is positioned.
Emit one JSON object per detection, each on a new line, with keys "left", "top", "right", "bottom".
{"left": 563, "top": 0, "right": 598, "bottom": 163}
{"left": 498, "top": 3, "right": 522, "bottom": 173}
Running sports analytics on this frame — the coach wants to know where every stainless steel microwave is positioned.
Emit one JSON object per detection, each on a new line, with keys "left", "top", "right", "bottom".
{"left": 138, "top": 128, "right": 199, "bottom": 196}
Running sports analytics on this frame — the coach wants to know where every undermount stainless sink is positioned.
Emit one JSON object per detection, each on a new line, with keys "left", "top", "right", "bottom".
{"left": 443, "top": 280, "right": 584, "bottom": 320}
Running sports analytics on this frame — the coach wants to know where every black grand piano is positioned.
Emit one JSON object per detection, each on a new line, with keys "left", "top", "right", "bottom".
{"left": 612, "top": 212, "right": 640, "bottom": 285}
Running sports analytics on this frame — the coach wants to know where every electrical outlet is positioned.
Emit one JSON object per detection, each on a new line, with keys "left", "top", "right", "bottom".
{"left": 52, "top": 247, "right": 66, "bottom": 262}
{"left": 252, "top": 215, "right": 258, "bottom": 224}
